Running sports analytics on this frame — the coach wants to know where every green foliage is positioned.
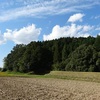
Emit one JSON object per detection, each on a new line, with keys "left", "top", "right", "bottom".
{"left": 88, "top": 65, "right": 95, "bottom": 72}
{"left": 65, "top": 44, "right": 99, "bottom": 72}
{"left": 53, "top": 42, "right": 60, "bottom": 63}
{"left": 94, "top": 35, "right": 100, "bottom": 51}
{"left": 62, "top": 44, "right": 68, "bottom": 61}
{"left": 53, "top": 62, "right": 66, "bottom": 71}
{"left": 3, "top": 36, "right": 100, "bottom": 74}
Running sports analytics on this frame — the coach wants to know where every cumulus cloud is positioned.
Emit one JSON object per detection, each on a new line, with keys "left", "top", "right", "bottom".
{"left": 43, "top": 24, "right": 93, "bottom": 41}
{"left": 0, "top": 33, "right": 6, "bottom": 45}
{"left": 4, "top": 24, "right": 41, "bottom": 44}
{"left": 83, "top": 25, "right": 94, "bottom": 31}
{"left": 68, "top": 13, "right": 85, "bottom": 23}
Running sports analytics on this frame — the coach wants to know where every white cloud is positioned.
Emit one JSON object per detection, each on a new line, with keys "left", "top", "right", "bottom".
{"left": 68, "top": 13, "right": 85, "bottom": 23}
{"left": 0, "top": 0, "right": 99, "bottom": 22}
{"left": 4, "top": 24, "right": 41, "bottom": 44}
{"left": 43, "top": 24, "right": 93, "bottom": 41}
{"left": 96, "top": 27, "right": 100, "bottom": 31}
{"left": 0, "top": 33, "right": 6, "bottom": 45}
{"left": 95, "top": 15, "right": 100, "bottom": 19}
{"left": 83, "top": 25, "right": 94, "bottom": 31}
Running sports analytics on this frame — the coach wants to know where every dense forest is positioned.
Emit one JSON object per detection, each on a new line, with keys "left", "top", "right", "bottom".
{"left": 3, "top": 35, "right": 100, "bottom": 74}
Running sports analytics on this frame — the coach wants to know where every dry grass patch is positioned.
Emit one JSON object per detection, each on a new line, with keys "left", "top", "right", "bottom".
{"left": 47, "top": 71, "right": 100, "bottom": 82}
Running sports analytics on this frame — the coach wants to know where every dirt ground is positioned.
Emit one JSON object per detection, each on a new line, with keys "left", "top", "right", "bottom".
{"left": 0, "top": 77, "right": 100, "bottom": 100}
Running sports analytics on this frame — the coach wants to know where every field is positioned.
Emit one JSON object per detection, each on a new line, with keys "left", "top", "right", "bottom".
{"left": 0, "top": 71, "right": 100, "bottom": 100}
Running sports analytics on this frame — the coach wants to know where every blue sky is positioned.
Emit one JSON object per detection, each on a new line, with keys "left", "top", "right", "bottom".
{"left": 0, "top": 0, "right": 100, "bottom": 67}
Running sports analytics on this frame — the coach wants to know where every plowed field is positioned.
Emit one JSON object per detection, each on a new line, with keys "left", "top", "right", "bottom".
{"left": 0, "top": 77, "right": 100, "bottom": 100}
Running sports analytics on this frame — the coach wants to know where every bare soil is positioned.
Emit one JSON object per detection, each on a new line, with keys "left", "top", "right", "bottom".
{"left": 0, "top": 77, "right": 100, "bottom": 100}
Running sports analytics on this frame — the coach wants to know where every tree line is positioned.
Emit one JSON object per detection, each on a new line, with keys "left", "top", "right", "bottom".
{"left": 3, "top": 35, "right": 100, "bottom": 74}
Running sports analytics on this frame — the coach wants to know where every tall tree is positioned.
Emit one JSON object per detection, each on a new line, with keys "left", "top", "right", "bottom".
{"left": 94, "top": 35, "right": 100, "bottom": 51}
{"left": 62, "top": 44, "right": 68, "bottom": 61}
{"left": 65, "top": 44, "right": 97, "bottom": 72}
{"left": 53, "top": 42, "right": 60, "bottom": 63}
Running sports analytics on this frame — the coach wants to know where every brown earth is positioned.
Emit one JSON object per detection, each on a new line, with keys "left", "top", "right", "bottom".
{"left": 0, "top": 77, "right": 100, "bottom": 100}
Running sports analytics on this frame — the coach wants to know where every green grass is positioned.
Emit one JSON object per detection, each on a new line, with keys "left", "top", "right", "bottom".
{"left": 0, "top": 71, "right": 100, "bottom": 83}
{"left": 0, "top": 71, "right": 27, "bottom": 77}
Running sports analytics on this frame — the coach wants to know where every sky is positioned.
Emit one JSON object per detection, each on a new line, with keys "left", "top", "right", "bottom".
{"left": 0, "top": 0, "right": 100, "bottom": 67}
